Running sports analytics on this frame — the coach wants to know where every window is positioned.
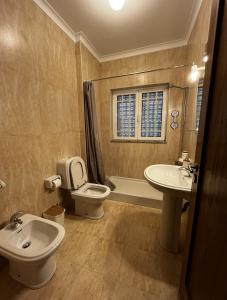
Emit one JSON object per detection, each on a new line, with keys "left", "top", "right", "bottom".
{"left": 196, "top": 79, "right": 203, "bottom": 131}
{"left": 112, "top": 87, "right": 167, "bottom": 141}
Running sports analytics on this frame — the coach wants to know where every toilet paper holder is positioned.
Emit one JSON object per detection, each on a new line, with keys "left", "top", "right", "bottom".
{"left": 44, "top": 175, "right": 62, "bottom": 191}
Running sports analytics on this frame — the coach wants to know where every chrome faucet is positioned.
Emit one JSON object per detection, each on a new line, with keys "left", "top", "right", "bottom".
{"left": 9, "top": 211, "right": 23, "bottom": 229}
{"left": 179, "top": 164, "right": 199, "bottom": 177}
{"left": 179, "top": 166, "right": 192, "bottom": 177}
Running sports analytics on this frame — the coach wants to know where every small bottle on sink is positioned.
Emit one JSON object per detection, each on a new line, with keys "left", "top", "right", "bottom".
{"left": 182, "top": 151, "right": 191, "bottom": 167}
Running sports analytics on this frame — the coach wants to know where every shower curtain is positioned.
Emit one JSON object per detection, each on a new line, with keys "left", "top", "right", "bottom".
{"left": 83, "top": 81, "right": 115, "bottom": 190}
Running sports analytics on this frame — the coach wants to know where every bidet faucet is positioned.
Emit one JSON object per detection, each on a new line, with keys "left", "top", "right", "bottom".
{"left": 9, "top": 211, "right": 23, "bottom": 229}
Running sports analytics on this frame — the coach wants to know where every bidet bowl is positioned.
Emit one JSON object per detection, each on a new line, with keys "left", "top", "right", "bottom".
{"left": 0, "top": 214, "right": 65, "bottom": 262}
{"left": 0, "top": 214, "right": 65, "bottom": 288}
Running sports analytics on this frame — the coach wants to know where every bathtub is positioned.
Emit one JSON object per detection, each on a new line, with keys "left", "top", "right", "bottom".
{"left": 108, "top": 176, "right": 163, "bottom": 209}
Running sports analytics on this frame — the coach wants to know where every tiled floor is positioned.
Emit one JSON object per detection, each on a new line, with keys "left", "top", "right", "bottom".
{"left": 0, "top": 200, "right": 187, "bottom": 300}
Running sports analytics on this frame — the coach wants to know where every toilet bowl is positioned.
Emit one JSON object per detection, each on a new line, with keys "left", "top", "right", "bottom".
{"left": 0, "top": 214, "right": 65, "bottom": 289}
{"left": 57, "top": 156, "right": 111, "bottom": 219}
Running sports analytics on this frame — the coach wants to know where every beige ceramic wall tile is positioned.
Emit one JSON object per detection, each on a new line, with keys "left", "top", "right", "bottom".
{"left": 94, "top": 63, "right": 185, "bottom": 179}
{"left": 182, "top": 0, "right": 212, "bottom": 161}
{"left": 0, "top": 0, "right": 80, "bottom": 224}
{"left": 100, "top": 46, "right": 188, "bottom": 78}
{"left": 75, "top": 36, "right": 189, "bottom": 181}
{"left": 75, "top": 42, "right": 101, "bottom": 161}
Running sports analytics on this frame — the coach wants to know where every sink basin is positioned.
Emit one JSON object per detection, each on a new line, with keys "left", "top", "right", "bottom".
{"left": 0, "top": 214, "right": 65, "bottom": 288}
{"left": 144, "top": 164, "right": 193, "bottom": 253}
{"left": 144, "top": 164, "right": 192, "bottom": 194}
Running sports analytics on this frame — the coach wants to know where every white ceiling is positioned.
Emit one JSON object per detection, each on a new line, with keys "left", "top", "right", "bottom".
{"left": 44, "top": 0, "right": 201, "bottom": 60}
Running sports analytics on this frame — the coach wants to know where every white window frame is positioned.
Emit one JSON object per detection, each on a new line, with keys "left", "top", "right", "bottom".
{"left": 112, "top": 86, "right": 168, "bottom": 142}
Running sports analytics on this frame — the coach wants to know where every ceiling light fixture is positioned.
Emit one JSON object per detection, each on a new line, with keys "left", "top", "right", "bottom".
{"left": 109, "top": 0, "right": 126, "bottom": 11}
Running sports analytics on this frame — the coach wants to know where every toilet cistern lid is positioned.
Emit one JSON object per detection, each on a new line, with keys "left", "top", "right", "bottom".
{"left": 70, "top": 157, "right": 88, "bottom": 190}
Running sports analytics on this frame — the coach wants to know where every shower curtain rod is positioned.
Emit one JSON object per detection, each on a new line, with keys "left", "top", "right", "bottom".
{"left": 90, "top": 64, "right": 189, "bottom": 86}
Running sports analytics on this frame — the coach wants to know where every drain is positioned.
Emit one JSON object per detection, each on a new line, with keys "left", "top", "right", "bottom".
{"left": 22, "top": 241, "right": 31, "bottom": 249}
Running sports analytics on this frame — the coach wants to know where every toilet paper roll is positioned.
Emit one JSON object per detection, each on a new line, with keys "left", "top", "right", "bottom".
{"left": 52, "top": 178, "right": 61, "bottom": 189}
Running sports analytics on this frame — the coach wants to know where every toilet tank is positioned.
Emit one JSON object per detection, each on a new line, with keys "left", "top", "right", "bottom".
{"left": 57, "top": 157, "right": 75, "bottom": 190}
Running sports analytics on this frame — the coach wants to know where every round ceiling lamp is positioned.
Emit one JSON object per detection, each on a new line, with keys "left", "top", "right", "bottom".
{"left": 109, "top": 0, "right": 126, "bottom": 11}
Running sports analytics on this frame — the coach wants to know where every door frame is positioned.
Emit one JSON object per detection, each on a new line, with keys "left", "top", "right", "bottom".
{"left": 179, "top": 0, "right": 224, "bottom": 298}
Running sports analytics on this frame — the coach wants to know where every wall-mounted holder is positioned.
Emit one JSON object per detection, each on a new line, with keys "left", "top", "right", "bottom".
{"left": 170, "top": 110, "right": 179, "bottom": 130}
{"left": 44, "top": 175, "right": 62, "bottom": 191}
{"left": 0, "top": 179, "right": 6, "bottom": 190}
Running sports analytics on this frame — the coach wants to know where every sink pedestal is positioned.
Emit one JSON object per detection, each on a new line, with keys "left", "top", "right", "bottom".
{"left": 144, "top": 164, "right": 192, "bottom": 253}
{"left": 161, "top": 193, "right": 182, "bottom": 253}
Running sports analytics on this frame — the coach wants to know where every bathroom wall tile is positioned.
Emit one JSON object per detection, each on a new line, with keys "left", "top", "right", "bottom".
{"left": 168, "top": 46, "right": 188, "bottom": 67}
{"left": 0, "top": 136, "right": 43, "bottom": 223}
{"left": 182, "top": 130, "right": 198, "bottom": 161}
{"left": 182, "top": 0, "right": 212, "bottom": 161}
{"left": 0, "top": 66, "right": 42, "bottom": 136}
{"left": 0, "top": 131, "right": 82, "bottom": 224}
{"left": 183, "top": 87, "right": 197, "bottom": 130}
{"left": 0, "top": 0, "right": 80, "bottom": 223}
{"left": 80, "top": 43, "right": 101, "bottom": 80}
{"left": 170, "top": 67, "right": 187, "bottom": 87}
{"left": 39, "top": 84, "right": 79, "bottom": 134}
{"left": 100, "top": 47, "right": 188, "bottom": 78}
{"left": 94, "top": 65, "right": 184, "bottom": 179}
{"left": 75, "top": 42, "right": 101, "bottom": 161}
{"left": 40, "top": 132, "right": 81, "bottom": 176}
{"left": 75, "top": 41, "right": 187, "bottom": 179}
{"left": 40, "top": 131, "right": 81, "bottom": 213}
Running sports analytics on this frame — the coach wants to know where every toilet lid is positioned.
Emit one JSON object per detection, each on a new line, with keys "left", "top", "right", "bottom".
{"left": 70, "top": 157, "right": 88, "bottom": 190}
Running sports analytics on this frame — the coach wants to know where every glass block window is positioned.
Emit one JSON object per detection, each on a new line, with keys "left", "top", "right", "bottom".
{"left": 113, "top": 87, "right": 167, "bottom": 141}
{"left": 196, "top": 79, "right": 203, "bottom": 131}
{"left": 141, "top": 91, "right": 163, "bottom": 138}
{"left": 117, "top": 94, "right": 136, "bottom": 137}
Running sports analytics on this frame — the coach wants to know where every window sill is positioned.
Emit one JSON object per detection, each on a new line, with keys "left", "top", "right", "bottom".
{"left": 110, "top": 139, "right": 167, "bottom": 144}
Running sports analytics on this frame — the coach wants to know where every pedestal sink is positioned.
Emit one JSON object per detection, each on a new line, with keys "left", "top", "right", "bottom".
{"left": 144, "top": 164, "right": 192, "bottom": 253}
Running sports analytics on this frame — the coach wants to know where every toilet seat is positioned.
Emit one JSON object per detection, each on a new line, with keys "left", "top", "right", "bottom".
{"left": 71, "top": 183, "right": 110, "bottom": 200}
{"left": 69, "top": 157, "right": 111, "bottom": 201}
{"left": 70, "top": 157, "right": 88, "bottom": 190}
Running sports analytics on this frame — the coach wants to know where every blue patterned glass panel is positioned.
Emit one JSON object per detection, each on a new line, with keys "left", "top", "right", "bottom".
{"left": 141, "top": 91, "right": 163, "bottom": 137}
{"left": 196, "top": 81, "right": 203, "bottom": 130}
{"left": 117, "top": 94, "right": 136, "bottom": 137}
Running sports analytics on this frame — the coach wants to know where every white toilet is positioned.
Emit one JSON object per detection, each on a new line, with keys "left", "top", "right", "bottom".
{"left": 57, "top": 157, "right": 111, "bottom": 219}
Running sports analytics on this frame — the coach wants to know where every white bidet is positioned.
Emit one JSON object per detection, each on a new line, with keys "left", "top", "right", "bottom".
{"left": 0, "top": 214, "right": 65, "bottom": 289}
